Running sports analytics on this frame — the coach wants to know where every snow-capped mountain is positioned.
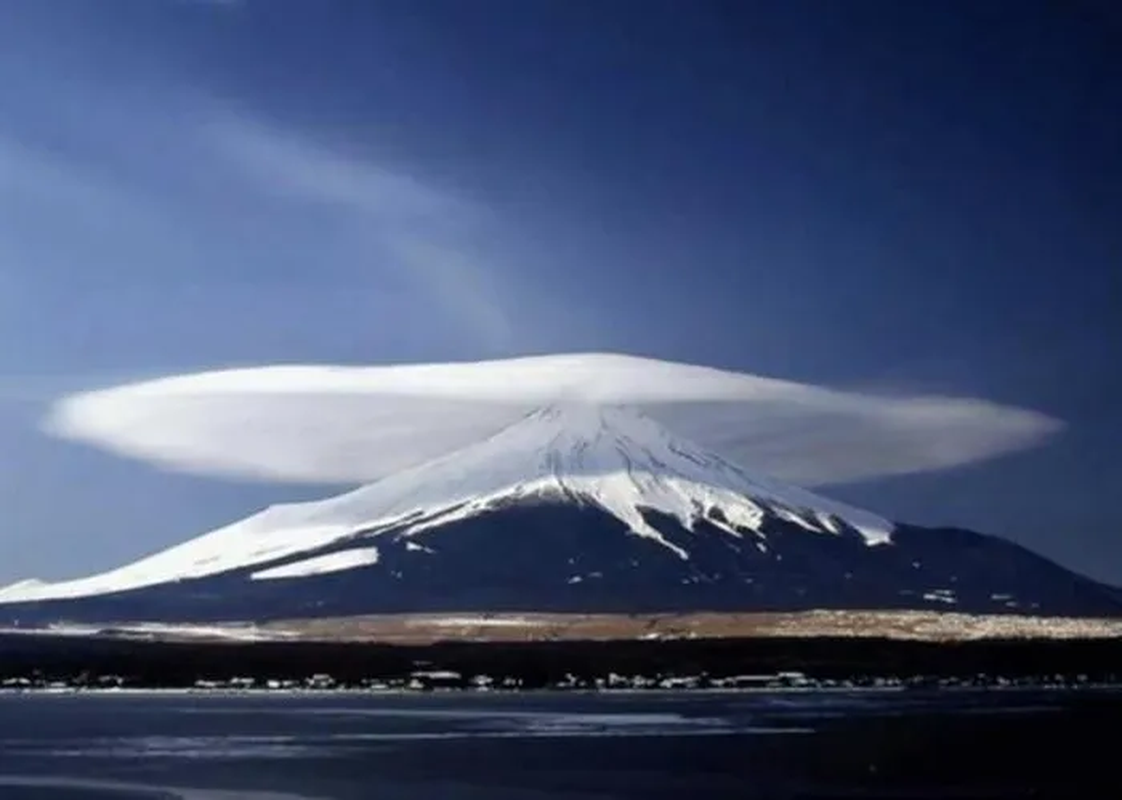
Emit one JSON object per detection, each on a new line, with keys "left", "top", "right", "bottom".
{"left": 1, "top": 404, "right": 1117, "bottom": 622}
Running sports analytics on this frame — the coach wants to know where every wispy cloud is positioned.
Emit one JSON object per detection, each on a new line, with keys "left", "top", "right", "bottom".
{"left": 0, "top": 132, "right": 199, "bottom": 264}
{"left": 202, "top": 117, "right": 515, "bottom": 350}
{"left": 0, "top": 92, "right": 518, "bottom": 355}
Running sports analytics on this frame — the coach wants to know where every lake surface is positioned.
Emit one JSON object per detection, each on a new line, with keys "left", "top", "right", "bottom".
{"left": 0, "top": 689, "right": 1117, "bottom": 799}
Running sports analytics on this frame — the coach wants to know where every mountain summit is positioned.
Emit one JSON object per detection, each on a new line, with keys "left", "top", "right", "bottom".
{"left": 1, "top": 404, "right": 1117, "bottom": 622}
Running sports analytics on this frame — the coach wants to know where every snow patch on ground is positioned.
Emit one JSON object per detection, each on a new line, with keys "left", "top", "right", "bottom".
{"left": 0, "top": 622, "right": 289, "bottom": 642}
{"left": 417, "top": 616, "right": 549, "bottom": 628}
{"left": 249, "top": 548, "right": 381, "bottom": 581}
{"left": 922, "top": 589, "right": 958, "bottom": 605}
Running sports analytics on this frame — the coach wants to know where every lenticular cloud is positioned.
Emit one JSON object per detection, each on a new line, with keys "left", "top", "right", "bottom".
{"left": 43, "top": 353, "right": 1062, "bottom": 488}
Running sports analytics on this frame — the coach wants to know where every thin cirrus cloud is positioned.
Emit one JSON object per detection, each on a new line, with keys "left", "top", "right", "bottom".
{"left": 43, "top": 352, "right": 1064, "bottom": 489}
{"left": 201, "top": 116, "right": 516, "bottom": 351}
{"left": 0, "top": 94, "right": 517, "bottom": 354}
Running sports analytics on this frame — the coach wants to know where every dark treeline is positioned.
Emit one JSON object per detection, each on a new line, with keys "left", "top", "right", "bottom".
{"left": 2, "top": 634, "right": 1121, "bottom": 687}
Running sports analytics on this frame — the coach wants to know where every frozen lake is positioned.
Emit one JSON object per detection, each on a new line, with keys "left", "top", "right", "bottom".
{"left": 0, "top": 688, "right": 1117, "bottom": 798}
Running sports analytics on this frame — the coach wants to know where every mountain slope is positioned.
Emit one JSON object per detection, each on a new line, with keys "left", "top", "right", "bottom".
{"left": 1, "top": 404, "right": 1117, "bottom": 623}
{"left": 0, "top": 404, "right": 892, "bottom": 603}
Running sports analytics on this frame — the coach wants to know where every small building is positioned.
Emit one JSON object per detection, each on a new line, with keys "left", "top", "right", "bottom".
{"left": 305, "top": 673, "right": 336, "bottom": 689}
{"left": 409, "top": 670, "right": 464, "bottom": 690}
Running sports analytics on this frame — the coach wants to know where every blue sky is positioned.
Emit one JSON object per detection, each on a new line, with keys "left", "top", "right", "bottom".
{"left": 1, "top": 0, "right": 1120, "bottom": 584}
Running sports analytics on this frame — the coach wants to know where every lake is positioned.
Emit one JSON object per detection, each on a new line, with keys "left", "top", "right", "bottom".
{"left": 0, "top": 688, "right": 1117, "bottom": 798}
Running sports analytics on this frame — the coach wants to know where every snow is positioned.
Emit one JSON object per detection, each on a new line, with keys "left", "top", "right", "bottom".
{"left": 419, "top": 617, "right": 547, "bottom": 628}
{"left": 922, "top": 589, "right": 958, "bottom": 605}
{"left": 249, "top": 547, "right": 381, "bottom": 581}
{"left": 0, "top": 404, "right": 896, "bottom": 602}
{"left": 389, "top": 404, "right": 894, "bottom": 557}
{"left": 45, "top": 352, "right": 1060, "bottom": 489}
{"left": 0, "top": 622, "right": 283, "bottom": 642}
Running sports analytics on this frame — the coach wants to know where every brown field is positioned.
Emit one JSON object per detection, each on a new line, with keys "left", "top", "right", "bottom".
{"left": 260, "top": 609, "right": 1122, "bottom": 644}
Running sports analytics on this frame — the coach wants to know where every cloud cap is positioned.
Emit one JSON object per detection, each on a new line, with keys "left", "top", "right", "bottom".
{"left": 44, "top": 353, "right": 1063, "bottom": 487}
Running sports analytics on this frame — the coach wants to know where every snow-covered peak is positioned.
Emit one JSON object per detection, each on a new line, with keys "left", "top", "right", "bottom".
{"left": 0, "top": 404, "right": 893, "bottom": 603}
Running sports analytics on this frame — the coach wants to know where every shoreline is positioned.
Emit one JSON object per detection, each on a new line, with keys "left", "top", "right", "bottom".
{"left": 4, "top": 683, "right": 1122, "bottom": 697}
{"left": 5, "top": 628, "right": 1122, "bottom": 692}
{"left": 5, "top": 608, "right": 1122, "bottom": 645}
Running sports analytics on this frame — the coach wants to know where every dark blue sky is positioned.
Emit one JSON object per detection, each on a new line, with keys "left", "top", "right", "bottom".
{"left": 0, "top": 0, "right": 1119, "bottom": 583}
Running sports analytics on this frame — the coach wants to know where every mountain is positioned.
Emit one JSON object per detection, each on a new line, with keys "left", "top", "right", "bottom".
{"left": 1, "top": 404, "right": 1117, "bottom": 624}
